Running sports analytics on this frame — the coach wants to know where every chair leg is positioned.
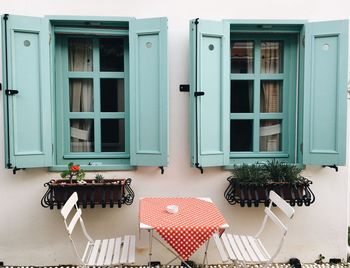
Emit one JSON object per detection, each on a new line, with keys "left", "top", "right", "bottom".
{"left": 239, "top": 260, "right": 248, "bottom": 268}
{"left": 261, "top": 261, "right": 272, "bottom": 268}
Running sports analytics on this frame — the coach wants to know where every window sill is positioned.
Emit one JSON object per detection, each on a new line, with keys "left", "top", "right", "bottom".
{"left": 49, "top": 164, "right": 136, "bottom": 172}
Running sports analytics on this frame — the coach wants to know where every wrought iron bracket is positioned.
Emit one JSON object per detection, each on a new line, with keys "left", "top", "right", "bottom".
{"left": 224, "top": 177, "right": 315, "bottom": 207}
{"left": 179, "top": 84, "right": 189, "bottom": 92}
{"left": 322, "top": 164, "right": 338, "bottom": 172}
{"left": 41, "top": 178, "right": 135, "bottom": 209}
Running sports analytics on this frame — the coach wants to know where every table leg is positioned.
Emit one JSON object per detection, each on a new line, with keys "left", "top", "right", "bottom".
{"left": 148, "top": 229, "right": 153, "bottom": 268}
{"left": 152, "top": 236, "right": 192, "bottom": 268}
{"left": 202, "top": 239, "right": 210, "bottom": 267}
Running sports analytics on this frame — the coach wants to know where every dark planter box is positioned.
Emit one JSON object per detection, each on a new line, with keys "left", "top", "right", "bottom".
{"left": 224, "top": 178, "right": 315, "bottom": 207}
{"left": 41, "top": 178, "right": 134, "bottom": 209}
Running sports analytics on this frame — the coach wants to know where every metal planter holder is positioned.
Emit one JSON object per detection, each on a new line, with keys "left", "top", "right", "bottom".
{"left": 41, "top": 178, "right": 134, "bottom": 209}
{"left": 224, "top": 177, "right": 315, "bottom": 207}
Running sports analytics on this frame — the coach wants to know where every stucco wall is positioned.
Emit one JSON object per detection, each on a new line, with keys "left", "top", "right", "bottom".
{"left": 0, "top": 0, "right": 349, "bottom": 265}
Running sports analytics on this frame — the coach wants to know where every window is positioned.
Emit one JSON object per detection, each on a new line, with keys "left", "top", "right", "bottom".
{"left": 2, "top": 15, "right": 168, "bottom": 170}
{"left": 229, "top": 35, "right": 297, "bottom": 163}
{"left": 56, "top": 35, "right": 129, "bottom": 165}
{"left": 189, "top": 19, "right": 348, "bottom": 169}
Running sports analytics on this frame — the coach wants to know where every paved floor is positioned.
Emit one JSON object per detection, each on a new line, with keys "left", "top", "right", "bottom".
{"left": 0, "top": 264, "right": 349, "bottom": 268}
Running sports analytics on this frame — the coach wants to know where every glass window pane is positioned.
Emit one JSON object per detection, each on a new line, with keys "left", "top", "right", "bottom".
{"left": 231, "top": 80, "right": 253, "bottom": 113}
{"left": 230, "top": 120, "right": 253, "bottom": 152}
{"left": 100, "top": 38, "right": 124, "bottom": 72}
{"left": 68, "top": 38, "right": 93, "bottom": 72}
{"left": 100, "top": 79, "right": 124, "bottom": 112}
{"left": 70, "top": 119, "right": 94, "bottom": 152}
{"left": 69, "top": 79, "right": 93, "bottom": 112}
{"left": 231, "top": 41, "right": 254, "bottom": 73}
{"left": 260, "top": 81, "right": 283, "bottom": 113}
{"left": 260, "top": 119, "right": 282, "bottom": 151}
{"left": 101, "top": 119, "right": 125, "bottom": 152}
{"left": 261, "top": 41, "right": 283, "bottom": 73}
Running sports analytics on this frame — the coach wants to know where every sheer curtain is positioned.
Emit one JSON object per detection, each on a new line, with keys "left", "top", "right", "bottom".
{"left": 69, "top": 39, "right": 94, "bottom": 152}
{"left": 260, "top": 42, "right": 282, "bottom": 151}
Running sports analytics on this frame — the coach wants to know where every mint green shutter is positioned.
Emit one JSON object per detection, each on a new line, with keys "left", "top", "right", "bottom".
{"left": 189, "top": 19, "right": 230, "bottom": 168}
{"left": 2, "top": 15, "right": 52, "bottom": 168}
{"left": 303, "top": 20, "right": 348, "bottom": 165}
{"left": 129, "top": 18, "right": 168, "bottom": 166}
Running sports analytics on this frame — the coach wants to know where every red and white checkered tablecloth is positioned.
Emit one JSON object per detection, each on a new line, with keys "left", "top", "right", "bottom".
{"left": 139, "top": 197, "right": 227, "bottom": 260}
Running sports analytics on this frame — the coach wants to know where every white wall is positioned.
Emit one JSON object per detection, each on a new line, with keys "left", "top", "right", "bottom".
{"left": 0, "top": 0, "right": 349, "bottom": 265}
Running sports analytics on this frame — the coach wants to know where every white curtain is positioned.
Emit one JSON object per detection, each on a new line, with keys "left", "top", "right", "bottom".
{"left": 69, "top": 39, "right": 94, "bottom": 152}
{"left": 260, "top": 42, "right": 282, "bottom": 151}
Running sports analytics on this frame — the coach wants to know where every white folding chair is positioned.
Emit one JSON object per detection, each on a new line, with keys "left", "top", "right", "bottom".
{"left": 214, "top": 191, "right": 295, "bottom": 268}
{"left": 61, "top": 192, "right": 136, "bottom": 267}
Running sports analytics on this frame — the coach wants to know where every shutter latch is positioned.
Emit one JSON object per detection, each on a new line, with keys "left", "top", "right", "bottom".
{"left": 5, "top": 89, "right": 19, "bottom": 96}
{"left": 179, "top": 84, "right": 190, "bottom": 92}
{"left": 194, "top": 91, "right": 205, "bottom": 97}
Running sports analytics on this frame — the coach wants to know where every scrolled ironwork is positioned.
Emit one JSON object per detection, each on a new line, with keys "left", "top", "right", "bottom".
{"left": 123, "top": 178, "right": 135, "bottom": 205}
{"left": 41, "top": 178, "right": 135, "bottom": 209}
{"left": 224, "top": 176, "right": 315, "bottom": 207}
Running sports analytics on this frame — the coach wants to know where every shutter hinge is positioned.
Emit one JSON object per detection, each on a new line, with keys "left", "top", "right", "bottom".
{"left": 302, "top": 36, "right": 305, "bottom": 47}
{"left": 52, "top": 144, "right": 54, "bottom": 155}
{"left": 12, "top": 166, "right": 24, "bottom": 175}
{"left": 49, "top": 33, "right": 51, "bottom": 45}
{"left": 300, "top": 143, "right": 303, "bottom": 154}
{"left": 322, "top": 164, "right": 339, "bottom": 172}
{"left": 5, "top": 89, "right": 19, "bottom": 96}
{"left": 194, "top": 91, "right": 205, "bottom": 97}
{"left": 195, "top": 163, "right": 203, "bottom": 174}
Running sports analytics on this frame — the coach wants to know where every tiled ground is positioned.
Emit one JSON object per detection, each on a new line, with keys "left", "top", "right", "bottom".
{"left": 1, "top": 264, "right": 349, "bottom": 268}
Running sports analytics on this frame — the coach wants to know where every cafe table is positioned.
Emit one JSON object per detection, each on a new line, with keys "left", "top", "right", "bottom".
{"left": 139, "top": 197, "right": 229, "bottom": 267}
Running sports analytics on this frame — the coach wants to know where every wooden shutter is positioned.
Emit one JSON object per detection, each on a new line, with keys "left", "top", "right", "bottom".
{"left": 2, "top": 15, "right": 52, "bottom": 169}
{"left": 129, "top": 17, "right": 168, "bottom": 166}
{"left": 189, "top": 19, "right": 230, "bottom": 168}
{"left": 302, "top": 20, "right": 348, "bottom": 165}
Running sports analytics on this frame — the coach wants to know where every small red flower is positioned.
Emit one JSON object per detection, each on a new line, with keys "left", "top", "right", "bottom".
{"left": 70, "top": 165, "right": 80, "bottom": 172}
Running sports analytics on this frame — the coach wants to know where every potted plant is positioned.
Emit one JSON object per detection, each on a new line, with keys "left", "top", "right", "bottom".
{"left": 60, "top": 162, "right": 85, "bottom": 184}
{"left": 224, "top": 160, "right": 315, "bottom": 207}
{"left": 41, "top": 163, "right": 134, "bottom": 209}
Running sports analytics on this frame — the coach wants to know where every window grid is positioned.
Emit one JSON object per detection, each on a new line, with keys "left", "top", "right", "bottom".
{"left": 58, "top": 35, "right": 129, "bottom": 161}
{"left": 230, "top": 34, "right": 297, "bottom": 161}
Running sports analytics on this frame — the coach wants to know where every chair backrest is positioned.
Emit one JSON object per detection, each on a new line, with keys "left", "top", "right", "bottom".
{"left": 214, "top": 191, "right": 295, "bottom": 265}
{"left": 262, "top": 190, "right": 295, "bottom": 236}
{"left": 61, "top": 192, "right": 82, "bottom": 235}
{"left": 269, "top": 191, "right": 295, "bottom": 219}
{"left": 61, "top": 192, "right": 94, "bottom": 265}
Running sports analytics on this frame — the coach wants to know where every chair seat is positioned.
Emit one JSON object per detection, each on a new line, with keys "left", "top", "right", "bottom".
{"left": 83, "top": 235, "right": 136, "bottom": 266}
{"left": 214, "top": 233, "right": 271, "bottom": 263}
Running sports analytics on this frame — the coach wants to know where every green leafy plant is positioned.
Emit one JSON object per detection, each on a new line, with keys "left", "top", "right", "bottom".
{"left": 60, "top": 162, "right": 85, "bottom": 184}
{"left": 231, "top": 160, "right": 304, "bottom": 185}
{"left": 95, "top": 174, "right": 104, "bottom": 183}
{"left": 231, "top": 163, "right": 266, "bottom": 185}
{"left": 262, "top": 159, "right": 302, "bottom": 184}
